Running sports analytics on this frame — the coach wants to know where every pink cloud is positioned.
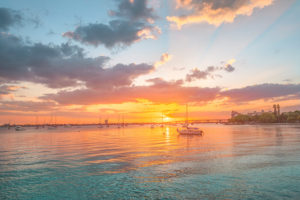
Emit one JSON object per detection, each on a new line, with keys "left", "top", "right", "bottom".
{"left": 43, "top": 78, "right": 220, "bottom": 105}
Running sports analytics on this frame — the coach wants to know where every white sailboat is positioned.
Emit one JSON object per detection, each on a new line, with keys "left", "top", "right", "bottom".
{"left": 177, "top": 104, "right": 203, "bottom": 135}
{"left": 15, "top": 126, "right": 26, "bottom": 131}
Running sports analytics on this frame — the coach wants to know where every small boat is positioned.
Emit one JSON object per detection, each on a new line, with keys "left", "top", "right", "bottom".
{"left": 47, "top": 125, "right": 57, "bottom": 130}
{"left": 98, "top": 115, "right": 103, "bottom": 128}
{"left": 150, "top": 124, "right": 155, "bottom": 128}
{"left": 177, "top": 104, "right": 203, "bottom": 135}
{"left": 160, "top": 112, "right": 164, "bottom": 128}
{"left": 15, "top": 126, "right": 26, "bottom": 131}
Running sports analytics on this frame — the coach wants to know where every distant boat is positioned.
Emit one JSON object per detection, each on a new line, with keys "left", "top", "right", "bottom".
{"left": 64, "top": 124, "right": 71, "bottom": 128}
{"left": 160, "top": 112, "right": 164, "bottom": 127}
{"left": 117, "top": 114, "right": 121, "bottom": 128}
{"left": 177, "top": 104, "right": 203, "bottom": 135}
{"left": 150, "top": 124, "right": 155, "bottom": 129}
{"left": 98, "top": 115, "right": 103, "bottom": 128}
{"left": 47, "top": 125, "right": 57, "bottom": 130}
{"left": 15, "top": 126, "right": 25, "bottom": 131}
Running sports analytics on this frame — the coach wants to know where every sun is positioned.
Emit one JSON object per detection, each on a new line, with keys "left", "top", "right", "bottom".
{"left": 163, "top": 115, "right": 172, "bottom": 122}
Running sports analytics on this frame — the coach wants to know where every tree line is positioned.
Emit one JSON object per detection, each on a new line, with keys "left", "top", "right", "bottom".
{"left": 230, "top": 111, "right": 300, "bottom": 123}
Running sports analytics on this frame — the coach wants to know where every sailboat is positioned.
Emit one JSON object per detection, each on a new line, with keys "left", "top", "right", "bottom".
{"left": 177, "top": 104, "right": 203, "bottom": 135}
{"left": 117, "top": 114, "right": 121, "bottom": 128}
{"left": 98, "top": 116, "right": 103, "bottom": 128}
{"left": 121, "top": 114, "right": 125, "bottom": 127}
{"left": 160, "top": 112, "right": 164, "bottom": 128}
{"left": 47, "top": 114, "right": 57, "bottom": 130}
{"left": 15, "top": 126, "right": 26, "bottom": 131}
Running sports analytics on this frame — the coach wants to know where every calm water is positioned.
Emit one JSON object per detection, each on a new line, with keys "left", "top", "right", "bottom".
{"left": 1, "top": 124, "right": 300, "bottom": 199}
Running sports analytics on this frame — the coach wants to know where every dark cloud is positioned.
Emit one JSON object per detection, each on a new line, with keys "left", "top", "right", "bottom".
{"left": 110, "top": 0, "right": 156, "bottom": 21}
{"left": 224, "top": 64, "right": 235, "bottom": 72}
{"left": 0, "top": 33, "right": 154, "bottom": 89}
{"left": 186, "top": 67, "right": 215, "bottom": 82}
{"left": 64, "top": 0, "right": 160, "bottom": 48}
{"left": 0, "top": 7, "right": 22, "bottom": 30}
{"left": 63, "top": 20, "right": 158, "bottom": 48}
{"left": 43, "top": 78, "right": 220, "bottom": 105}
{"left": 186, "top": 64, "right": 235, "bottom": 82}
{"left": 221, "top": 83, "right": 300, "bottom": 102}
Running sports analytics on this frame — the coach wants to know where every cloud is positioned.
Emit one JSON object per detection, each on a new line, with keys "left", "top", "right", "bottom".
{"left": 110, "top": 0, "right": 156, "bottom": 21}
{"left": 0, "top": 33, "right": 154, "bottom": 89}
{"left": 167, "top": 0, "right": 273, "bottom": 28}
{"left": 186, "top": 60, "right": 235, "bottom": 82}
{"left": 64, "top": 0, "right": 160, "bottom": 48}
{"left": 43, "top": 78, "right": 220, "bottom": 105}
{"left": 154, "top": 53, "right": 173, "bottom": 68}
{"left": 0, "top": 7, "right": 23, "bottom": 30}
{"left": 0, "top": 85, "right": 21, "bottom": 95}
{"left": 0, "top": 100, "right": 57, "bottom": 112}
{"left": 224, "top": 64, "right": 235, "bottom": 72}
{"left": 221, "top": 83, "right": 300, "bottom": 102}
{"left": 63, "top": 20, "right": 160, "bottom": 48}
{"left": 186, "top": 66, "right": 217, "bottom": 82}
{"left": 224, "top": 58, "right": 236, "bottom": 72}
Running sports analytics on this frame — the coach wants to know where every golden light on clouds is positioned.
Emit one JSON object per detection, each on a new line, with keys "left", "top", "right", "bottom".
{"left": 154, "top": 53, "right": 173, "bottom": 68}
{"left": 168, "top": 0, "right": 274, "bottom": 28}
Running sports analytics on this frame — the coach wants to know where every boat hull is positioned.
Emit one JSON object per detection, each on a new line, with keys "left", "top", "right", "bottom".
{"left": 177, "top": 128, "right": 203, "bottom": 135}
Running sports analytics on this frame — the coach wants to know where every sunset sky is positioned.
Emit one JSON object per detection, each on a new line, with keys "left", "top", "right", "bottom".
{"left": 0, "top": 0, "right": 299, "bottom": 124}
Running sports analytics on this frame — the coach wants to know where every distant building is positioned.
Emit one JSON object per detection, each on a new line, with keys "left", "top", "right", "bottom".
{"left": 231, "top": 106, "right": 277, "bottom": 119}
{"left": 247, "top": 110, "right": 269, "bottom": 116}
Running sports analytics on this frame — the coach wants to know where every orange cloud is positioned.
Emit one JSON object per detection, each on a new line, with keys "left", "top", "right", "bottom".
{"left": 43, "top": 78, "right": 220, "bottom": 105}
{"left": 167, "top": 0, "right": 273, "bottom": 28}
{"left": 154, "top": 53, "right": 173, "bottom": 68}
{"left": 137, "top": 26, "right": 161, "bottom": 40}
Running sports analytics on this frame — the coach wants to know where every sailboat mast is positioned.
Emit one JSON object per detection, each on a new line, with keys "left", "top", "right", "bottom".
{"left": 186, "top": 103, "right": 188, "bottom": 125}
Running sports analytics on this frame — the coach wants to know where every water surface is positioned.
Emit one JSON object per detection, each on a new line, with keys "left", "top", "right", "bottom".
{"left": 1, "top": 124, "right": 300, "bottom": 199}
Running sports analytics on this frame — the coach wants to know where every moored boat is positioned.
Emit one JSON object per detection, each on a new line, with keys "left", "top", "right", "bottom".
{"left": 15, "top": 126, "right": 26, "bottom": 131}
{"left": 177, "top": 104, "right": 203, "bottom": 135}
{"left": 177, "top": 126, "right": 203, "bottom": 135}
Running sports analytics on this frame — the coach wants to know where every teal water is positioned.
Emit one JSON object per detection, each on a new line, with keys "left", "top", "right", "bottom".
{"left": 1, "top": 124, "right": 300, "bottom": 199}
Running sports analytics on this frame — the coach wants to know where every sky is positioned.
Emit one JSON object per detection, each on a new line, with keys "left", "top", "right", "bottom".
{"left": 0, "top": 0, "right": 299, "bottom": 124}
